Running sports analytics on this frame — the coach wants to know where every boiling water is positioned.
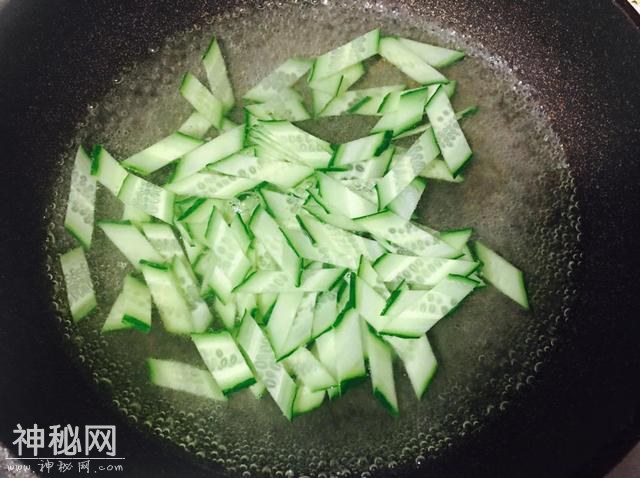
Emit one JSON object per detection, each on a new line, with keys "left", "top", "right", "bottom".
{"left": 44, "top": 2, "right": 581, "bottom": 476}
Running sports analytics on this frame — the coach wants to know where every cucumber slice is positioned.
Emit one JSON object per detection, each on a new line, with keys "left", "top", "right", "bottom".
{"left": 284, "top": 347, "right": 337, "bottom": 392}
{"left": 236, "top": 314, "right": 298, "bottom": 420}
{"left": 279, "top": 293, "right": 317, "bottom": 359}
{"left": 251, "top": 240, "right": 282, "bottom": 271}
{"left": 387, "top": 177, "right": 426, "bottom": 220}
{"left": 333, "top": 131, "right": 392, "bottom": 167}
{"left": 311, "top": 289, "right": 339, "bottom": 338}
{"left": 397, "top": 37, "right": 465, "bottom": 68}
{"left": 377, "top": 85, "right": 439, "bottom": 115}
{"left": 172, "top": 256, "right": 213, "bottom": 333}
{"left": 265, "top": 292, "right": 305, "bottom": 358}
{"left": 317, "top": 173, "right": 378, "bottom": 219}
{"left": 245, "top": 95, "right": 311, "bottom": 122}
{"left": 312, "top": 329, "right": 340, "bottom": 398}
{"left": 249, "top": 207, "right": 302, "bottom": 279}
{"left": 103, "top": 221, "right": 162, "bottom": 260}
{"left": 99, "top": 221, "right": 163, "bottom": 269}
{"left": 178, "top": 111, "right": 212, "bottom": 139}
{"left": 472, "top": 241, "right": 529, "bottom": 309}
{"left": 303, "top": 195, "right": 367, "bottom": 233}
{"left": 202, "top": 36, "right": 235, "bottom": 112}
{"left": 236, "top": 292, "right": 258, "bottom": 317}
{"left": 175, "top": 196, "right": 201, "bottom": 215}
{"left": 309, "top": 62, "right": 365, "bottom": 94}
{"left": 220, "top": 118, "right": 239, "bottom": 132}
{"left": 140, "top": 261, "right": 194, "bottom": 335}
{"left": 141, "top": 223, "right": 186, "bottom": 262}
{"left": 214, "top": 296, "right": 237, "bottom": 330}
{"left": 310, "top": 29, "right": 380, "bottom": 80}
{"left": 257, "top": 292, "right": 278, "bottom": 320}
{"left": 371, "top": 86, "right": 432, "bottom": 137}
{"left": 395, "top": 104, "right": 477, "bottom": 140}
{"left": 166, "top": 171, "right": 260, "bottom": 199}
{"left": 122, "top": 132, "right": 203, "bottom": 176}
{"left": 328, "top": 148, "right": 393, "bottom": 182}
{"left": 260, "top": 189, "right": 305, "bottom": 229}
{"left": 244, "top": 57, "right": 313, "bottom": 103}
{"left": 250, "top": 381, "right": 267, "bottom": 399}
{"left": 310, "top": 62, "right": 366, "bottom": 115}
{"left": 180, "top": 73, "right": 224, "bottom": 129}
{"left": 425, "top": 87, "right": 473, "bottom": 176}
{"left": 298, "top": 212, "right": 384, "bottom": 269}
{"left": 381, "top": 275, "right": 477, "bottom": 337}
{"left": 379, "top": 37, "right": 448, "bottom": 85}
{"left": 358, "top": 256, "right": 391, "bottom": 299}
{"left": 460, "top": 244, "right": 486, "bottom": 288}
{"left": 354, "top": 210, "right": 455, "bottom": 258}
{"left": 210, "top": 151, "right": 313, "bottom": 190}
{"left": 192, "top": 331, "right": 256, "bottom": 393}
{"left": 175, "top": 221, "right": 204, "bottom": 265}
{"left": 249, "top": 120, "right": 333, "bottom": 169}
{"left": 91, "top": 146, "right": 128, "bottom": 196}
{"left": 102, "top": 274, "right": 152, "bottom": 333}
{"left": 374, "top": 254, "right": 478, "bottom": 287}
{"left": 203, "top": 209, "right": 252, "bottom": 292}
{"left": 384, "top": 335, "right": 437, "bottom": 399}
{"left": 292, "top": 386, "right": 325, "bottom": 417}
{"left": 172, "top": 125, "right": 245, "bottom": 182}
{"left": 321, "top": 85, "right": 406, "bottom": 117}
{"left": 354, "top": 275, "right": 387, "bottom": 331}
{"left": 233, "top": 268, "right": 346, "bottom": 294}
{"left": 64, "top": 146, "right": 97, "bottom": 249}
{"left": 177, "top": 198, "right": 216, "bottom": 224}
{"left": 419, "top": 158, "right": 464, "bottom": 183}
{"left": 117, "top": 174, "right": 175, "bottom": 223}
{"left": 121, "top": 205, "right": 151, "bottom": 224}
{"left": 333, "top": 309, "right": 366, "bottom": 387}
{"left": 377, "top": 128, "right": 439, "bottom": 208}
{"left": 147, "top": 358, "right": 226, "bottom": 401}
{"left": 60, "top": 247, "right": 96, "bottom": 322}
{"left": 365, "top": 328, "right": 399, "bottom": 415}
{"left": 229, "top": 213, "right": 252, "bottom": 253}
{"left": 439, "top": 228, "right": 473, "bottom": 252}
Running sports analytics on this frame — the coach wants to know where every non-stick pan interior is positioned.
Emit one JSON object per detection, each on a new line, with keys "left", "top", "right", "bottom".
{"left": 41, "top": 2, "right": 582, "bottom": 476}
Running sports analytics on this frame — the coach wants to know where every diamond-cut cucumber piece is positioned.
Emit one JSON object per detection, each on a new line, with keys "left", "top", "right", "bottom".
{"left": 99, "top": 221, "right": 163, "bottom": 269}
{"left": 192, "top": 331, "right": 256, "bottom": 393}
{"left": 60, "top": 247, "right": 96, "bottom": 322}
{"left": 122, "top": 132, "right": 203, "bottom": 176}
{"left": 117, "top": 174, "right": 175, "bottom": 223}
{"left": 354, "top": 210, "right": 455, "bottom": 258}
{"left": 102, "top": 274, "right": 151, "bottom": 333}
{"left": 140, "top": 261, "right": 194, "bottom": 335}
{"left": 398, "top": 37, "right": 465, "bottom": 68}
{"left": 202, "top": 36, "right": 235, "bottom": 112}
{"left": 366, "top": 328, "right": 399, "bottom": 415}
{"left": 64, "top": 146, "right": 97, "bottom": 249}
{"left": 310, "top": 29, "right": 380, "bottom": 80}
{"left": 237, "top": 315, "right": 298, "bottom": 420}
{"left": 147, "top": 358, "right": 226, "bottom": 401}
{"left": 384, "top": 335, "right": 437, "bottom": 399}
{"left": 379, "top": 37, "right": 448, "bottom": 85}
{"left": 172, "top": 125, "right": 245, "bottom": 182}
{"left": 425, "top": 86, "right": 473, "bottom": 176}
{"left": 472, "top": 241, "right": 529, "bottom": 309}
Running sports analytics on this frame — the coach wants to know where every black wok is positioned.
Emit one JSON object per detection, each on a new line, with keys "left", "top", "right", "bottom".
{"left": 0, "top": 1, "right": 639, "bottom": 477}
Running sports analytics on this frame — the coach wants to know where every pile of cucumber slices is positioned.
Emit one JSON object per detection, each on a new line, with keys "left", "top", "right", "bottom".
{"left": 60, "top": 29, "right": 529, "bottom": 419}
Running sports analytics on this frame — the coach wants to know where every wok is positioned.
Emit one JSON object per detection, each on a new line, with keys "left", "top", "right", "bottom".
{"left": 0, "top": 1, "right": 639, "bottom": 477}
